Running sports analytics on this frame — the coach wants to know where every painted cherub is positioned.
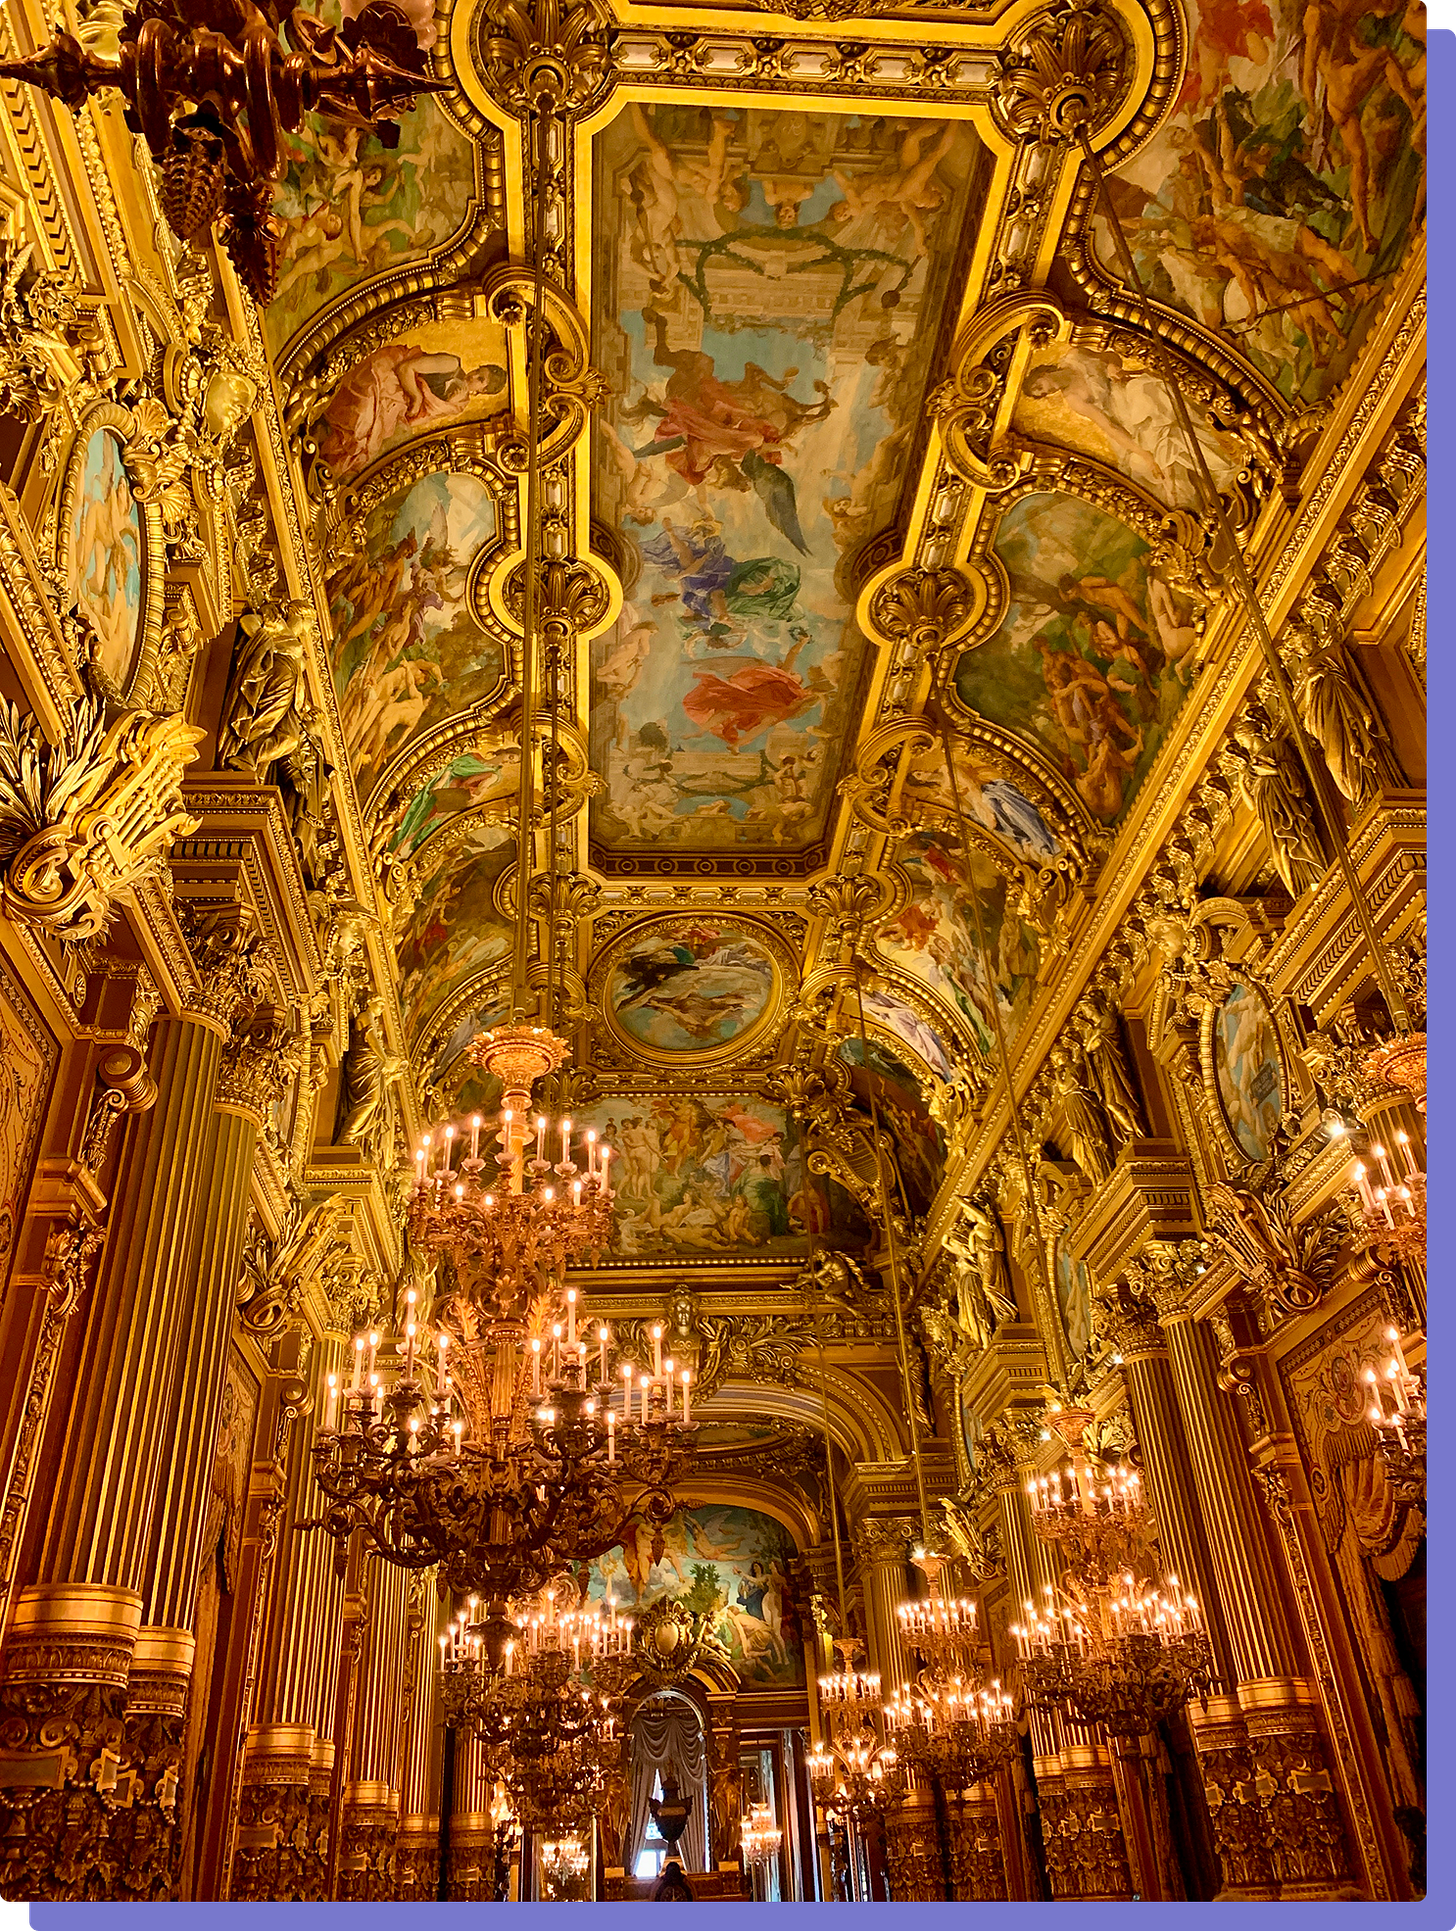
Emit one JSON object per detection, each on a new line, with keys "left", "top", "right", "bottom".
{"left": 829, "top": 122, "right": 960, "bottom": 254}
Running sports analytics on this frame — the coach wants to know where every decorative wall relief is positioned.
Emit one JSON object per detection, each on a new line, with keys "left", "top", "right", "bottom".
{"left": 0, "top": 960, "right": 56, "bottom": 1269}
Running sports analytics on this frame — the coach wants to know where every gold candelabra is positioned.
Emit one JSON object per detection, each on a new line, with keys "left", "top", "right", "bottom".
{"left": 1365, "top": 1325, "right": 1426, "bottom": 1509}
{"left": 889, "top": 1555, "right": 1017, "bottom": 1792}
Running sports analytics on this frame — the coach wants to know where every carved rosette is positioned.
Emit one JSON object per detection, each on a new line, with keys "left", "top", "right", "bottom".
{"left": 991, "top": 0, "right": 1128, "bottom": 145}
{"left": 869, "top": 568, "right": 975, "bottom": 667}
{"left": 476, "top": 0, "right": 616, "bottom": 120}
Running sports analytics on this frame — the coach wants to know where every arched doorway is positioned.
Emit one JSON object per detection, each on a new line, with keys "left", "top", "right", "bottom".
{"left": 627, "top": 1689, "right": 708, "bottom": 1876}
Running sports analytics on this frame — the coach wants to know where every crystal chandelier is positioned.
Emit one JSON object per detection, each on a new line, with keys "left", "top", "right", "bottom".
{"left": 439, "top": 1578, "right": 630, "bottom": 1833}
{"left": 310, "top": 1027, "right": 694, "bottom": 1604}
{"left": 886, "top": 1557, "right": 1017, "bottom": 1791}
{"left": 1365, "top": 1325, "right": 1426, "bottom": 1509}
{"left": 541, "top": 1833, "right": 591, "bottom": 1898}
{"left": 809, "top": 1642, "right": 906, "bottom": 1826}
{"left": 1012, "top": 1449, "right": 1209, "bottom": 1737}
{"left": 741, "top": 1801, "right": 782, "bottom": 1870}
{"left": 1329, "top": 1116, "right": 1425, "bottom": 1268}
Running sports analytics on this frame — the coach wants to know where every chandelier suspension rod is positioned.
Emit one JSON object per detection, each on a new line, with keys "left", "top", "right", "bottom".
{"left": 848, "top": 959, "right": 931, "bottom": 1544}
{"left": 802, "top": 1204, "right": 849, "bottom": 1633}
{"left": 511, "top": 102, "right": 553, "bottom": 1022}
{"left": 1072, "top": 122, "right": 1411, "bottom": 1034}
{"left": 934, "top": 725, "right": 1067, "bottom": 1392}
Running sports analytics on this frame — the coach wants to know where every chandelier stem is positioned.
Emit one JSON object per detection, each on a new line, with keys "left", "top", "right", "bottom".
{"left": 803, "top": 1213, "right": 848, "bottom": 1636}
{"left": 512, "top": 104, "right": 552, "bottom": 1022}
{"left": 1072, "top": 123, "right": 1411, "bottom": 1034}
{"left": 934, "top": 723, "right": 1065, "bottom": 1390}
{"left": 849, "top": 961, "right": 930, "bottom": 1545}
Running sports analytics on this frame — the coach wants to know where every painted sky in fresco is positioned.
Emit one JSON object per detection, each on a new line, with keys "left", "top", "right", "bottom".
{"left": 590, "top": 105, "right": 983, "bottom": 855}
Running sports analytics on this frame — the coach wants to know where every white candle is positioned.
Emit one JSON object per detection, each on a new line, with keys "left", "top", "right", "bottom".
{"left": 1387, "top": 1327, "right": 1410, "bottom": 1378}
{"left": 1373, "top": 1143, "right": 1397, "bottom": 1190}
{"left": 552, "top": 1323, "right": 562, "bottom": 1377}
{"left": 325, "top": 1373, "right": 338, "bottom": 1430}
{"left": 586, "top": 1129, "right": 597, "bottom": 1178}
{"left": 652, "top": 1325, "right": 663, "bottom": 1377}
{"left": 436, "top": 1333, "right": 448, "bottom": 1400}
{"left": 470, "top": 1114, "right": 482, "bottom": 1161}
{"left": 1394, "top": 1131, "right": 1419, "bottom": 1178}
{"left": 664, "top": 1359, "right": 674, "bottom": 1414}
{"left": 352, "top": 1335, "right": 365, "bottom": 1393}
{"left": 567, "top": 1290, "right": 576, "bottom": 1349}
{"left": 681, "top": 1368, "right": 690, "bottom": 1422}
{"left": 531, "top": 1337, "right": 541, "bottom": 1396}
{"left": 599, "top": 1326, "right": 609, "bottom": 1385}
{"left": 622, "top": 1363, "right": 632, "bottom": 1415}
{"left": 607, "top": 1408, "right": 616, "bottom": 1462}
{"left": 452, "top": 1419, "right": 463, "bottom": 1456}
{"left": 562, "top": 1118, "right": 572, "bottom": 1167}
{"left": 368, "top": 1330, "right": 380, "bottom": 1376}
{"left": 404, "top": 1320, "right": 416, "bottom": 1377}
{"left": 1352, "top": 1162, "right": 1375, "bottom": 1212}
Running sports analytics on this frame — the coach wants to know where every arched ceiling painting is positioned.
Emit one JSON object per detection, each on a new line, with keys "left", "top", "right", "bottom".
{"left": 279, "top": 0, "right": 1423, "bottom": 1262}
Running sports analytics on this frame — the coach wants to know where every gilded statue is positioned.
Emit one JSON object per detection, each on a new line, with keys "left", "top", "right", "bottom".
{"left": 1233, "top": 702, "right": 1325, "bottom": 899}
{"left": 1049, "top": 1043, "right": 1114, "bottom": 1187}
{"left": 1079, "top": 990, "right": 1144, "bottom": 1144}
{"left": 958, "top": 1195, "right": 1018, "bottom": 1329}
{"left": 1293, "top": 636, "right": 1403, "bottom": 807}
{"left": 218, "top": 600, "right": 315, "bottom": 779}
{"left": 338, "top": 995, "right": 404, "bottom": 1160}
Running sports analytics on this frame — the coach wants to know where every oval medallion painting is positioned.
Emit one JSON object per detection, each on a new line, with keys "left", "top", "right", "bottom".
{"left": 1213, "top": 982, "right": 1283, "bottom": 1161}
{"left": 605, "top": 920, "right": 777, "bottom": 1057}
{"left": 71, "top": 428, "right": 144, "bottom": 692}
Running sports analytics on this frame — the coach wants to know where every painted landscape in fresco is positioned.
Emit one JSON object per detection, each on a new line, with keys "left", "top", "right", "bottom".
{"left": 575, "top": 1093, "right": 856, "bottom": 1257}
{"left": 1055, "top": 1236, "right": 1093, "bottom": 1361}
{"left": 71, "top": 427, "right": 144, "bottom": 691}
{"left": 585, "top": 1505, "right": 804, "bottom": 1688}
{"left": 857, "top": 984, "right": 954, "bottom": 1082}
{"left": 315, "top": 318, "right": 508, "bottom": 478}
{"left": 590, "top": 105, "right": 982, "bottom": 853}
{"left": 876, "top": 829, "right": 1040, "bottom": 1057}
{"left": 393, "top": 821, "right": 513, "bottom": 1037}
{"left": 838, "top": 1036, "right": 947, "bottom": 1216}
{"left": 900, "top": 734, "right": 1065, "bottom": 865}
{"left": 1091, "top": 0, "right": 1424, "bottom": 403}
{"left": 1012, "top": 339, "right": 1247, "bottom": 511}
{"left": 268, "top": 93, "right": 475, "bottom": 352}
{"left": 605, "top": 920, "right": 777, "bottom": 1055}
{"left": 327, "top": 472, "right": 500, "bottom": 805}
{"left": 954, "top": 492, "right": 1200, "bottom": 823}
{"left": 377, "top": 748, "right": 519, "bottom": 861}
{"left": 1214, "top": 980, "right": 1284, "bottom": 1160}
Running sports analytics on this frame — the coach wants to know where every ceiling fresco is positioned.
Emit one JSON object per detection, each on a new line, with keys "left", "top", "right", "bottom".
{"left": 256, "top": 0, "right": 1421, "bottom": 1265}
{"left": 1084, "top": 0, "right": 1424, "bottom": 403}
{"left": 587, "top": 103, "right": 988, "bottom": 858}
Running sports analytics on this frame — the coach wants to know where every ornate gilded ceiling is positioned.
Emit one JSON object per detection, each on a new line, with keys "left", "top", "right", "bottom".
{"left": 266, "top": 0, "right": 1423, "bottom": 1272}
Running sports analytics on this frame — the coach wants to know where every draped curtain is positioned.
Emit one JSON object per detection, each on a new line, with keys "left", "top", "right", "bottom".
{"left": 628, "top": 1695, "right": 708, "bottom": 1872}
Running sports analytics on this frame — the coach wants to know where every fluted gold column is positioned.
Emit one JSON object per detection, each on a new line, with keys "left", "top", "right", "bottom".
{"left": 121, "top": 1045, "right": 267, "bottom": 1899}
{"left": 233, "top": 1335, "right": 346, "bottom": 1902}
{"left": 397, "top": 1587, "right": 444, "bottom": 1898}
{"left": 0, "top": 1011, "right": 224, "bottom": 1899}
{"left": 450, "top": 1718, "right": 496, "bottom": 1899}
{"left": 339, "top": 1557, "right": 411, "bottom": 1900}
{"left": 852, "top": 1517, "right": 914, "bottom": 1695}
{"left": 1162, "top": 1312, "right": 1359, "bottom": 1900}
